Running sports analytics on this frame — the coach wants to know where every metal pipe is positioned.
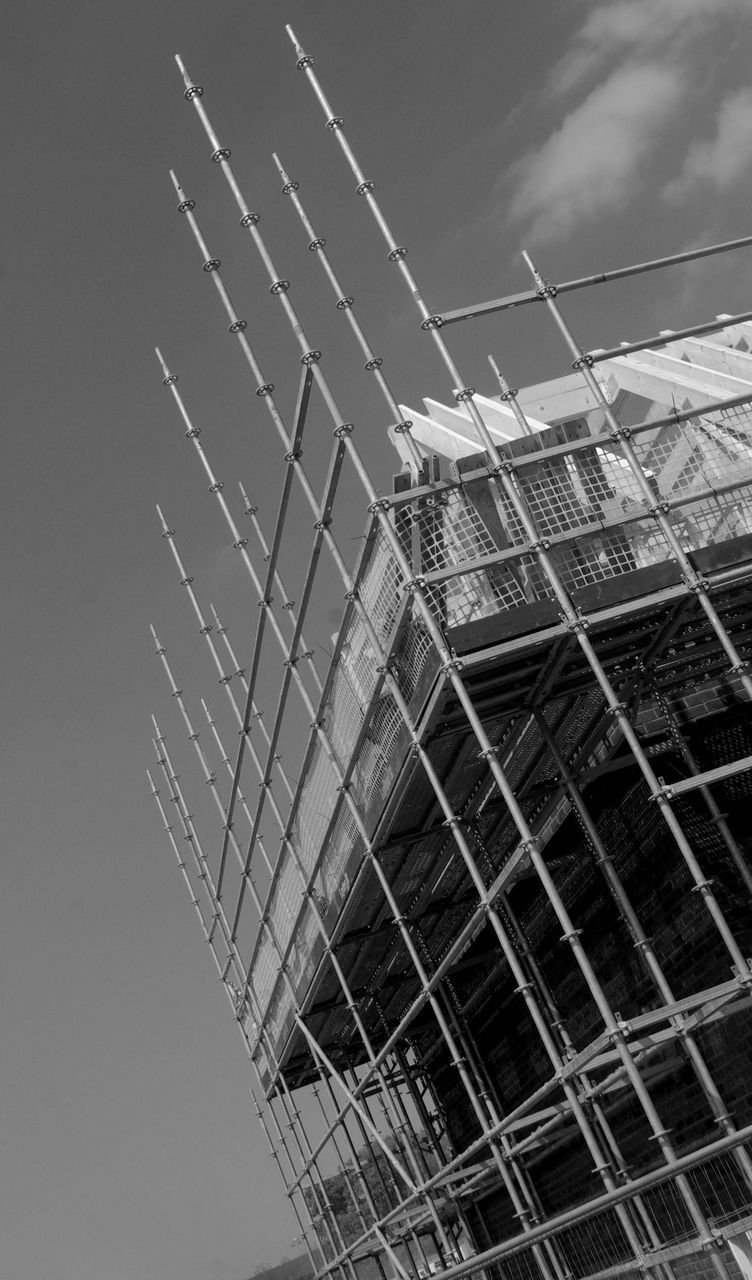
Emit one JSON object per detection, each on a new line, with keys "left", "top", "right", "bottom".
{"left": 437, "top": 233, "right": 752, "bottom": 326}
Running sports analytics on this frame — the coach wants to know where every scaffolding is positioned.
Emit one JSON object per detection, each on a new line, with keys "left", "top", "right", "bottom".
{"left": 148, "top": 27, "right": 752, "bottom": 1280}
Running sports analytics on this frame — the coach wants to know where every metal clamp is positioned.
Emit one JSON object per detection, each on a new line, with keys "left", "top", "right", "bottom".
{"left": 356, "top": 180, "right": 375, "bottom": 195}
{"left": 336, "top": 295, "right": 353, "bottom": 310}
{"left": 177, "top": 198, "right": 196, "bottom": 213}
{"left": 301, "top": 349, "right": 321, "bottom": 365}
{"left": 572, "top": 353, "right": 594, "bottom": 370}
{"left": 162, "top": 373, "right": 178, "bottom": 386}
{"left": 325, "top": 116, "right": 344, "bottom": 131}
{"left": 269, "top": 279, "right": 290, "bottom": 295}
{"left": 256, "top": 383, "right": 275, "bottom": 397}
{"left": 240, "top": 211, "right": 261, "bottom": 227}
{"left": 180, "top": 575, "right": 194, "bottom": 587}
{"left": 184, "top": 85, "right": 204, "bottom": 100}
{"left": 233, "top": 537, "right": 249, "bottom": 550}
{"left": 282, "top": 179, "right": 299, "bottom": 195}
{"left": 202, "top": 258, "right": 221, "bottom": 273}
{"left": 333, "top": 422, "right": 354, "bottom": 438}
{"left": 228, "top": 319, "right": 247, "bottom": 333}
{"left": 364, "top": 356, "right": 383, "bottom": 370}
{"left": 211, "top": 147, "right": 231, "bottom": 163}
{"left": 421, "top": 314, "right": 443, "bottom": 330}
{"left": 296, "top": 53, "right": 314, "bottom": 69}
{"left": 394, "top": 419, "right": 413, "bottom": 434}
{"left": 308, "top": 237, "right": 326, "bottom": 252}
{"left": 496, "top": 387, "right": 519, "bottom": 402}
{"left": 454, "top": 387, "right": 476, "bottom": 402}
{"left": 208, "top": 481, "right": 224, "bottom": 493}
{"left": 388, "top": 246, "right": 407, "bottom": 261}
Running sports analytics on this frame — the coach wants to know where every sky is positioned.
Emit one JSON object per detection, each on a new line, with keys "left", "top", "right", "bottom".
{"left": 3, "top": 1, "right": 752, "bottom": 1278}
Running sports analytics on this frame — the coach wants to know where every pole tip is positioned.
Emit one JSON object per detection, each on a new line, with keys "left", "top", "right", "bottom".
{"left": 285, "top": 24, "right": 306, "bottom": 58}
{"left": 174, "top": 53, "right": 190, "bottom": 85}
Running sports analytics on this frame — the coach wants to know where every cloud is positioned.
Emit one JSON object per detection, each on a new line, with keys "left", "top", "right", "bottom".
{"left": 553, "top": 0, "right": 746, "bottom": 95}
{"left": 665, "top": 87, "right": 752, "bottom": 200}
{"left": 507, "top": 62, "right": 684, "bottom": 243}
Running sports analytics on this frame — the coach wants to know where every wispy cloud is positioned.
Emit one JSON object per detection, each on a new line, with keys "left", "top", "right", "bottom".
{"left": 507, "top": 63, "right": 683, "bottom": 244}
{"left": 665, "top": 87, "right": 752, "bottom": 200}
{"left": 553, "top": 0, "right": 745, "bottom": 95}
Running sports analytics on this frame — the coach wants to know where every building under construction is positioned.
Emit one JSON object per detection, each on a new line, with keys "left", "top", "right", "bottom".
{"left": 148, "top": 27, "right": 752, "bottom": 1280}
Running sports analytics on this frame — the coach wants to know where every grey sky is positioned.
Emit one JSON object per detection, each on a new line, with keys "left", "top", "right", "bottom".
{"left": 3, "top": 2, "right": 752, "bottom": 1278}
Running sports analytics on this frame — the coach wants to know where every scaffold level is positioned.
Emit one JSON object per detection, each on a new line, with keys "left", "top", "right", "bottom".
{"left": 148, "top": 28, "right": 752, "bottom": 1280}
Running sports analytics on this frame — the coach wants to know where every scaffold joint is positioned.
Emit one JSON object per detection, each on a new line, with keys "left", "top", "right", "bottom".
{"left": 388, "top": 246, "right": 408, "bottom": 261}
{"left": 185, "top": 426, "right": 201, "bottom": 438}
{"left": 162, "top": 373, "right": 178, "bottom": 386}
{"left": 203, "top": 258, "right": 221, "bottom": 273}
{"left": 233, "top": 537, "right": 249, "bottom": 550}
{"left": 496, "top": 386, "right": 519, "bottom": 403}
{"left": 691, "top": 878, "right": 716, "bottom": 895}
{"left": 184, "top": 84, "right": 203, "bottom": 100}
{"left": 325, "top": 116, "right": 343, "bottom": 131}
{"left": 441, "top": 656, "right": 464, "bottom": 673}
{"left": 208, "top": 481, "right": 224, "bottom": 493}
{"left": 454, "top": 387, "right": 476, "bottom": 402}
{"left": 368, "top": 497, "right": 391, "bottom": 513}
{"left": 490, "top": 459, "right": 516, "bottom": 475}
{"left": 529, "top": 538, "right": 552, "bottom": 553}
{"left": 296, "top": 52, "right": 314, "bottom": 69}
{"left": 177, "top": 197, "right": 196, "bottom": 213}
{"left": 572, "top": 353, "right": 595, "bottom": 370}
{"left": 536, "top": 281, "right": 558, "bottom": 299}
{"left": 240, "top": 211, "right": 261, "bottom": 227}
{"left": 269, "top": 279, "right": 290, "bottom": 295}
{"left": 180, "top": 575, "right": 194, "bottom": 586}
{"left": 364, "top": 356, "right": 383, "bottom": 370}
{"left": 301, "top": 349, "right": 321, "bottom": 365}
{"left": 563, "top": 614, "right": 590, "bottom": 634}
{"left": 228, "top": 319, "right": 247, "bottom": 333}
{"left": 256, "top": 383, "right": 275, "bottom": 397}
{"left": 356, "top": 180, "right": 375, "bottom": 195}
{"left": 610, "top": 425, "right": 632, "bottom": 442}
{"left": 333, "top": 422, "right": 354, "bottom": 438}
{"left": 211, "top": 147, "right": 231, "bottom": 163}
{"left": 421, "top": 314, "right": 443, "bottom": 330}
{"left": 308, "top": 237, "right": 326, "bottom": 252}
{"left": 336, "top": 295, "right": 353, "bottom": 310}
{"left": 161, "top": 526, "right": 175, "bottom": 539}
{"left": 647, "top": 501, "right": 671, "bottom": 517}
{"left": 394, "top": 419, "right": 412, "bottom": 434}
